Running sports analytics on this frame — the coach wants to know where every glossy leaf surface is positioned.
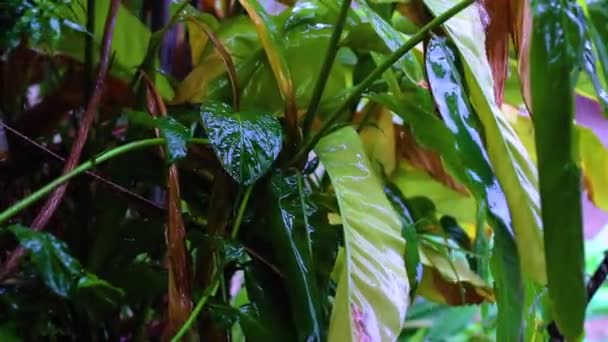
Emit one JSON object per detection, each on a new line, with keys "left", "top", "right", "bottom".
{"left": 424, "top": 0, "right": 546, "bottom": 286}
{"left": 425, "top": 36, "right": 524, "bottom": 339}
{"left": 264, "top": 172, "right": 325, "bottom": 341}
{"left": 200, "top": 101, "right": 282, "bottom": 185}
{"left": 315, "top": 127, "right": 408, "bottom": 342}
{"left": 127, "top": 111, "right": 191, "bottom": 163}
{"left": 7, "top": 225, "right": 123, "bottom": 304}
{"left": 530, "top": 2, "right": 587, "bottom": 338}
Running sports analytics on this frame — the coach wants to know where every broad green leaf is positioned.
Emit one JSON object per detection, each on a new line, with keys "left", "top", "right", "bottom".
{"left": 9, "top": 224, "right": 82, "bottom": 297}
{"left": 7, "top": 225, "right": 123, "bottom": 306}
{"left": 530, "top": 1, "right": 586, "bottom": 339}
{"left": 47, "top": 0, "right": 173, "bottom": 98}
{"left": 127, "top": 111, "right": 191, "bottom": 163}
{"left": 243, "top": 263, "right": 296, "bottom": 341}
{"left": 425, "top": 36, "right": 524, "bottom": 339}
{"left": 350, "top": 0, "right": 423, "bottom": 84}
{"left": 264, "top": 172, "right": 325, "bottom": 341}
{"left": 424, "top": 0, "right": 546, "bottom": 286}
{"left": 239, "top": 0, "right": 295, "bottom": 107}
{"left": 200, "top": 101, "right": 282, "bottom": 185}
{"left": 315, "top": 127, "right": 408, "bottom": 342}
{"left": 241, "top": 23, "right": 352, "bottom": 114}
{"left": 417, "top": 239, "right": 494, "bottom": 305}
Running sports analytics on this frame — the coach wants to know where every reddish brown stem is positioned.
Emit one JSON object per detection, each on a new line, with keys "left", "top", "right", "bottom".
{"left": 0, "top": 0, "right": 121, "bottom": 279}
{"left": 141, "top": 73, "right": 193, "bottom": 340}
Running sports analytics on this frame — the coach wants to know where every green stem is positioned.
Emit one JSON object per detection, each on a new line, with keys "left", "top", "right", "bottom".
{"left": 231, "top": 185, "right": 254, "bottom": 239}
{"left": 0, "top": 138, "right": 209, "bottom": 224}
{"left": 301, "top": 0, "right": 352, "bottom": 138}
{"left": 290, "top": 0, "right": 475, "bottom": 165}
{"left": 171, "top": 183, "right": 253, "bottom": 340}
{"left": 171, "top": 276, "right": 220, "bottom": 342}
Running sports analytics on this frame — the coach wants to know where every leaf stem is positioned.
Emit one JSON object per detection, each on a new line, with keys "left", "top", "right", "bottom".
{"left": 289, "top": 0, "right": 475, "bottom": 165}
{"left": 301, "top": 0, "right": 352, "bottom": 138}
{"left": 0, "top": 138, "right": 209, "bottom": 225}
{"left": 231, "top": 185, "right": 254, "bottom": 239}
{"left": 171, "top": 275, "right": 220, "bottom": 342}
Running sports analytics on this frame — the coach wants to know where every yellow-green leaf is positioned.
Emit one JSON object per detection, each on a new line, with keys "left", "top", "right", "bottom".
{"left": 417, "top": 240, "right": 494, "bottom": 305}
{"left": 315, "top": 127, "right": 408, "bottom": 342}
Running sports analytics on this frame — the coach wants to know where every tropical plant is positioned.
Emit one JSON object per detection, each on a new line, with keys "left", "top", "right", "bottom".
{"left": 0, "top": 0, "right": 607, "bottom": 341}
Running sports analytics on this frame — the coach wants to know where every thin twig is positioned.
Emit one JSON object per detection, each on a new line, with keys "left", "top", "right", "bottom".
{"left": 1, "top": 122, "right": 165, "bottom": 213}
{"left": 0, "top": 0, "right": 121, "bottom": 279}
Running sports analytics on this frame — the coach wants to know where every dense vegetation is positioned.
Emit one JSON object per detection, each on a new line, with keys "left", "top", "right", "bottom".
{"left": 1, "top": 0, "right": 607, "bottom": 341}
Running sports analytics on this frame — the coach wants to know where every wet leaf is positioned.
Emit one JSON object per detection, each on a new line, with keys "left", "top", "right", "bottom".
{"left": 243, "top": 263, "right": 296, "bottom": 341}
{"left": 417, "top": 239, "right": 494, "bottom": 305}
{"left": 7, "top": 225, "right": 123, "bottom": 306}
{"left": 423, "top": 0, "right": 546, "bottom": 286}
{"left": 8, "top": 225, "right": 81, "bottom": 297}
{"left": 315, "top": 127, "right": 408, "bottom": 342}
{"left": 350, "top": 0, "right": 424, "bottom": 85}
{"left": 200, "top": 101, "right": 282, "bottom": 185}
{"left": 425, "top": 36, "right": 524, "bottom": 339}
{"left": 127, "top": 111, "right": 191, "bottom": 163}
{"left": 530, "top": 1, "right": 586, "bottom": 339}
{"left": 239, "top": 0, "right": 298, "bottom": 147}
{"left": 264, "top": 172, "right": 325, "bottom": 341}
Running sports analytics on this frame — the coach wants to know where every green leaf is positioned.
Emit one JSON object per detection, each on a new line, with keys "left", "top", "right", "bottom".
{"left": 74, "top": 274, "right": 124, "bottom": 317}
{"left": 45, "top": 0, "right": 173, "bottom": 98}
{"left": 424, "top": 36, "right": 524, "bottom": 339}
{"left": 239, "top": 0, "right": 294, "bottom": 107}
{"left": 530, "top": 1, "right": 586, "bottom": 339}
{"left": 315, "top": 127, "right": 408, "bottom": 342}
{"left": 264, "top": 172, "right": 325, "bottom": 341}
{"left": 200, "top": 101, "right": 282, "bottom": 185}
{"left": 349, "top": 0, "right": 423, "bottom": 85}
{"left": 9, "top": 225, "right": 83, "bottom": 297}
{"left": 7, "top": 225, "right": 123, "bottom": 308}
{"left": 127, "top": 111, "right": 191, "bottom": 163}
{"left": 423, "top": 0, "right": 546, "bottom": 286}
{"left": 243, "top": 263, "right": 296, "bottom": 341}
{"left": 417, "top": 238, "right": 494, "bottom": 305}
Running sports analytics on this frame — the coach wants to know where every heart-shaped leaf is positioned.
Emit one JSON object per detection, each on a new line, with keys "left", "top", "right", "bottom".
{"left": 200, "top": 101, "right": 282, "bottom": 185}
